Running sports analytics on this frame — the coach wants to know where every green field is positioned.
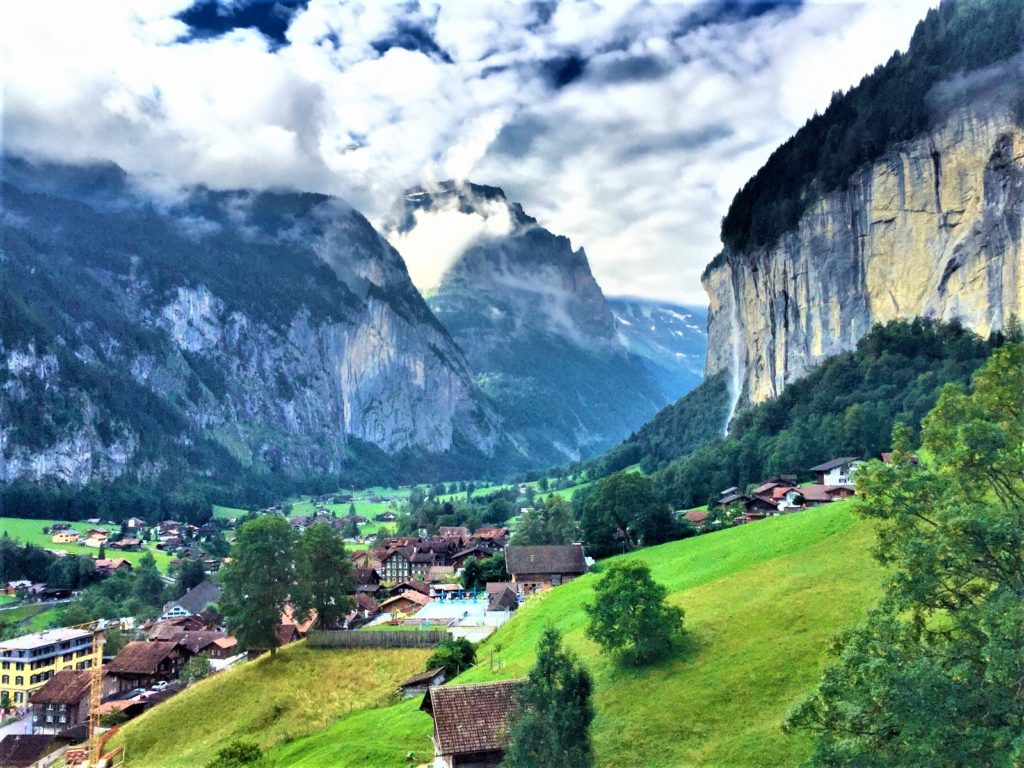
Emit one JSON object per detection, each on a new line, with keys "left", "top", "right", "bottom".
{"left": 121, "top": 500, "right": 882, "bottom": 767}
{"left": 0, "top": 603, "right": 63, "bottom": 635}
{"left": 110, "top": 644, "right": 431, "bottom": 767}
{"left": 211, "top": 504, "right": 249, "bottom": 520}
{"left": 0, "top": 517, "right": 173, "bottom": 572}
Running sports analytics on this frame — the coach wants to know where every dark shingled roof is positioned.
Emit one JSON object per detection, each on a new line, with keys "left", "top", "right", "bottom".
{"left": 398, "top": 666, "right": 446, "bottom": 689}
{"left": 167, "top": 580, "right": 222, "bottom": 615}
{"left": 29, "top": 670, "right": 90, "bottom": 705}
{"left": 106, "top": 641, "right": 182, "bottom": 675}
{"left": 808, "top": 457, "right": 860, "bottom": 472}
{"left": 420, "top": 680, "right": 524, "bottom": 756}
{"left": 0, "top": 734, "right": 61, "bottom": 767}
{"left": 504, "top": 545, "right": 586, "bottom": 576}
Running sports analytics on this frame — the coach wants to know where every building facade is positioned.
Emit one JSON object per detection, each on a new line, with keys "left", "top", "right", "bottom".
{"left": 0, "top": 629, "right": 99, "bottom": 706}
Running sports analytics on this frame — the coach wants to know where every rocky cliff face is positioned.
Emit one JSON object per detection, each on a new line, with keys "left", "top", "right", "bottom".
{"left": 704, "top": 105, "right": 1024, "bottom": 406}
{"left": 0, "top": 159, "right": 499, "bottom": 485}
{"left": 401, "top": 182, "right": 667, "bottom": 463}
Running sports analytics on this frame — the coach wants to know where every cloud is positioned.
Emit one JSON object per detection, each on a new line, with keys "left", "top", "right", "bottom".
{"left": 386, "top": 192, "right": 514, "bottom": 293}
{"left": 1, "top": 0, "right": 936, "bottom": 304}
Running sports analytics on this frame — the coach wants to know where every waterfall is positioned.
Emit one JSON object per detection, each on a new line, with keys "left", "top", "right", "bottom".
{"left": 723, "top": 287, "right": 743, "bottom": 437}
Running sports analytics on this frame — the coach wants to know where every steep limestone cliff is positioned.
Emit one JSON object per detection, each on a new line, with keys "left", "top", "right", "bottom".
{"left": 0, "top": 159, "right": 500, "bottom": 486}
{"left": 704, "top": 105, "right": 1024, "bottom": 405}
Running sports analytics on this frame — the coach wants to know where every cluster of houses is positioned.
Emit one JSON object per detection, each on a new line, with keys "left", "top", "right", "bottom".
{"left": 679, "top": 455, "right": 898, "bottom": 530}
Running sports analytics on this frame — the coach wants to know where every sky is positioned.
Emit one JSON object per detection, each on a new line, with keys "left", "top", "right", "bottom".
{"left": 0, "top": 0, "right": 936, "bottom": 305}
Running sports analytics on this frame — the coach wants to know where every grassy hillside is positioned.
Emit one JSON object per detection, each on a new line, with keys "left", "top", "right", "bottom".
{"left": 110, "top": 645, "right": 431, "bottom": 767}
{"left": 267, "top": 501, "right": 883, "bottom": 767}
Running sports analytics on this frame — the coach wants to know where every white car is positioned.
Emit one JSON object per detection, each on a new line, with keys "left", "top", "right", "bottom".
{"left": 150, "top": 681, "right": 169, "bottom": 692}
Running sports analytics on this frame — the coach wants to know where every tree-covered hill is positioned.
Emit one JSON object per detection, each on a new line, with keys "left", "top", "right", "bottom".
{"left": 651, "top": 319, "right": 1000, "bottom": 508}
{"left": 715, "top": 0, "right": 1024, "bottom": 263}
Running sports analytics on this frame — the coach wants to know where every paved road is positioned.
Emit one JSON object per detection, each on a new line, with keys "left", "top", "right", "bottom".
{"left": 0, "top": 598, "right": 73, "bottom": 613}
{"left": 0, "top": 713, "right": 32, "bottom": 739}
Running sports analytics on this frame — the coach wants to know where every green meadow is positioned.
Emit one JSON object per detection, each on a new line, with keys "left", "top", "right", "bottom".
{"left": 113, "top": 500, "right": 883, "bottom": 767}
{"left": 0, "top": 517, "right": 173, "bottom": 572}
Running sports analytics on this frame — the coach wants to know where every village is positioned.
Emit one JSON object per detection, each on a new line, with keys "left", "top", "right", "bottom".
{"left": 0, "top": 453, "right": 876, "bottom": 767}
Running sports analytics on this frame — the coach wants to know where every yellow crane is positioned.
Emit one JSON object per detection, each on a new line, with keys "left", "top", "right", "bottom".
{"left": 62, "top": 621, "right": 106, "bottom": 767}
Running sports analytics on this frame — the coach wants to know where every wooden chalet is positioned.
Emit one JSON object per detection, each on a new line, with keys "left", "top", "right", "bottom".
{"left": 421, "top": 680, "right": 524, "bottom": 768}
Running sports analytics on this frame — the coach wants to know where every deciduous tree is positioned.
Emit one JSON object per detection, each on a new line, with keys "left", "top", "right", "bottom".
{"left": 584, "top": 560, "right": 683, "bottom": 665}
{"left": 786, "top": 343, "right": 1024, "bottom": 766}
{"left": 295, "top": 522, "right": 354, "bottom": 630}
{"left": 220, "top": 516, "right": 297, "bottom": 656}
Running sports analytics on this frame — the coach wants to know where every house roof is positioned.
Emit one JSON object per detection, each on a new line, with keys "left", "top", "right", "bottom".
{"left": 355, "top": 568, "right": 380, "bottom": 585}
{"left": 0, "top": 734, "right": 61, "bottom": 767}
{"left": 106, "top": 641, "right": 183, "bottom": 675}
{"left": 438, "top": 526, "right": 471, "bottom": 538}
{"left": 29, "top": 670, "right": 90, "bottom": 705}
{"left": 173, "top": 631, "right": 228, "bottom": 654}
{"left": 716, "top": 492, "right": 750, "bottom": 505}
{"left": 354, "top": 593, "right": 380, "bottom": 614}
{"left": 795, "top": 485, "right": 850, "bottom": 502}
{"left": 488, "top": 587, "right": 518, "bottom": 612}
{"left": 392, "top": 579, "right": 430, "bottom": 596}
{"left": 212, "top": 636, "right": 237, "bottom": 650}
{"left": 420, "top": 680, "right": 524, "bottom": 756}
{"left": 280, "top": 605, "right": 317, "bottom": 634}
{"left": 399, "top": 667, "right": 446, "bottom": 689}
{"left": 504, "top": 545, "right": 587, "bottom": 576}
{"left": 166, "top": 580, "right": 222, "bottom": 616}
{"left": 808, "top": 457, "right": 860, "bottom": 472}
{"left": 684, "top": 510, "right": 708, "bottom": 523}
{"left": 379, "top": 590, "right": 431, "bottom": 610}
{"left": 95, "top": 558, "right": 132, "bottom": 570}
{"left": 484, "top": 581, "right": 514, "bottom": 595}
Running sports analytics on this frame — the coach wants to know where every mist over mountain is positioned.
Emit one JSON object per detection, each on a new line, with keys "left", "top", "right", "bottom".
{"left": 401, "top": 181, "right": 670, "bottom": 464}
{"left": 0, "top": 158, "right": 509, "bottom": 491}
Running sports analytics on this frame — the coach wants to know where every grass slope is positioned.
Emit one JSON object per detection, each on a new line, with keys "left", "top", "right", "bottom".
{"left": 0, "top": 517, "right": 173, "bottom": 572}
{"left": 281, "top": 501, "right": 881, "bottom": 767}
{"left": 110, "top": 644, "right": 431, "bottom": 767}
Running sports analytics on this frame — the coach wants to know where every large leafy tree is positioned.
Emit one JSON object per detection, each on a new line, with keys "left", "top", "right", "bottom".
{"left": 579, "top": 472, "right": 672, "bottom": 556}
{"left": 786, "top": 342, "right": 1024, "bottom": 766}
{"left": 220, "top": 516, "right": 298, "bottom": 655}
{"left": 503, "top": 625, "right": 594, "bottom": 768}
{"left": 584, "top": 559, "right": 683, "bottom": 665}
{"left": 295, "top": 522, "right": 354, "bottom": 630}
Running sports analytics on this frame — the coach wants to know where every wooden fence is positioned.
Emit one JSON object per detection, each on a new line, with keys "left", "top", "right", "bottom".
{"left": 307, "top": 629, "right": 449, "bottom": 649}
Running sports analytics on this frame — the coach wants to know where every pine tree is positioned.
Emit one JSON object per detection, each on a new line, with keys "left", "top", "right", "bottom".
{"left": 502, "top": 625, "right": 594, "bottom": 768}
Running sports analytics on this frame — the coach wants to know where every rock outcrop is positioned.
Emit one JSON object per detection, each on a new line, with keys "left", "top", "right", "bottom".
{"left": 704, "top": 105, "right": 1024, "bottom": 406}
{"left": 401, "top": 182, "right": 668, "bottom": 463}
{"left": 0, "top": 159, "right": 500, "bottom": 485}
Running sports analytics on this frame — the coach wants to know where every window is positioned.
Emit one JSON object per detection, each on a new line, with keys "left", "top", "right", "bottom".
{"left": 16, "top": 663, "right": 23, "bottom": 671}
{"left": 59, "top": 715, "right": 66, "bottom": 723}
{"left": 14, "top": 692, "right": 22, "bottom": 703}
{"left": 0, "top": 676, "right": 7, "bottom": 684}
{"left": 46, "top": 715, "right": 53, "bottom": 723}
{"left": 15, "top": 677, "right": 23, "bottom": 686}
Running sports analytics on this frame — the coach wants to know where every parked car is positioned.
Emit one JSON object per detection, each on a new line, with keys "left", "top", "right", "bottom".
{"left": 151, "top": 681, "right": 169, "bottom": 692}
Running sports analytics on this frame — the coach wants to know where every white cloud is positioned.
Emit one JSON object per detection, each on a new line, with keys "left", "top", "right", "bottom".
{"left": 386, "top": 194, "right": 513, "bottom": 292}
{"left": 0, "top": 0, "right": 937, "bottom": 304}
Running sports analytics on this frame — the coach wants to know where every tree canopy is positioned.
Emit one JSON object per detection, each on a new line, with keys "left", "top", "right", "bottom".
{"left": 503, "top": 625, "right": 594, "bottom": 768}
{"left": 294, "top": 522, "right": 354, "bottom": 630}
{"left": 220, "top": 515, "right": 298, "bottom": 655}
{"left": 585, "top": 559, "right": 684, "bottom": 665}
{"left": 786, "top": 342, "right": 1024, "bottom": 766}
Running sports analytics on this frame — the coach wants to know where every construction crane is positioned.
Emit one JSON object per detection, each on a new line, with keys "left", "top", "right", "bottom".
{"left": 62, "top": 621, "right": 105, "bottom": 767}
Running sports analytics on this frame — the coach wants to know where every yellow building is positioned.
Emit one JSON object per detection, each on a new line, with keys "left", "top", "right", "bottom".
{"left": 0, "top": 628, "right": 100, "bottom": 706}
{"left": 50, "top": 531, "right": 79, "bottom": 544}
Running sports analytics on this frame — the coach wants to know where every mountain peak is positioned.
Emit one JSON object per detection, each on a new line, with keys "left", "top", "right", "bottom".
{"left": 398, "top": 180, "right": 536, "bottom": 233}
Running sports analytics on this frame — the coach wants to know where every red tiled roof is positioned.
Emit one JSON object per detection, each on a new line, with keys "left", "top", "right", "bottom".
{"left": 684, "top": 510, "right": 708, "bottom": 523}
{"left": 421, "top": 680, "right": 524, "bottom": 756}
